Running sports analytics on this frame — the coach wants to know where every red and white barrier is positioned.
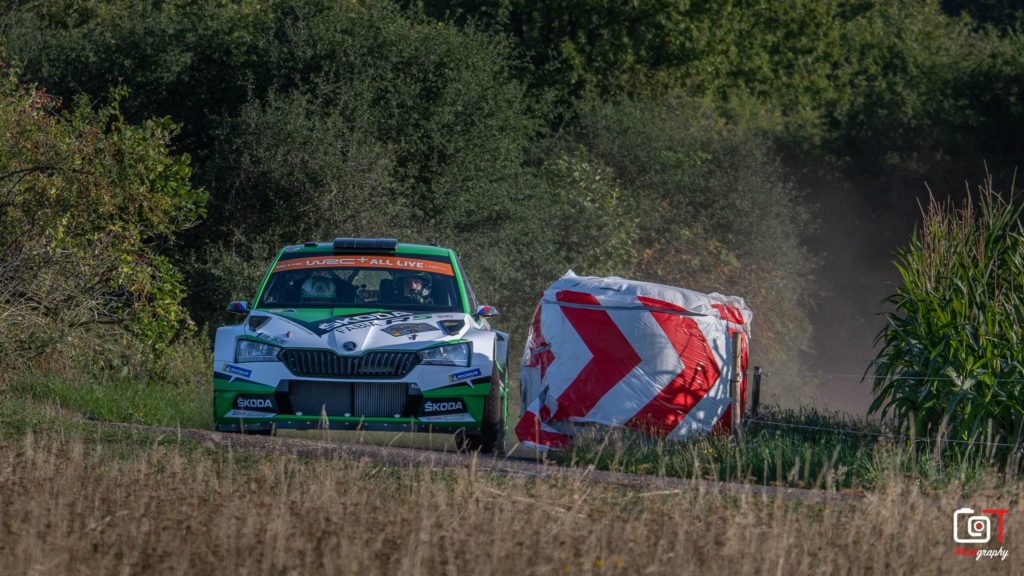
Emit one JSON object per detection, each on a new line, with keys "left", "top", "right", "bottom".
{"left": 515, "top": 272, "right": 751, "bottom": 449}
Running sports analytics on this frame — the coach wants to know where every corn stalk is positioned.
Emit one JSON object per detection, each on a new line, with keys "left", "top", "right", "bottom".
{"left": 870, "top": 174, "right": 1024, "bottom": 452}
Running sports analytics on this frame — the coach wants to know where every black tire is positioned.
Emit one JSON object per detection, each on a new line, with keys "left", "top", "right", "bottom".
{"left": 457, "top": 357, "right": 506, "bottom": 454}
{"left": 479, "top": 357, "right": 506, "bottom": 454}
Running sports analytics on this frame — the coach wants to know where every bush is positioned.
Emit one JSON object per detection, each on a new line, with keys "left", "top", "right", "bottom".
{"left": 417, "top": 1, "right": 1024, "bottom": 183}
{"left": 870, "top": 175, "right": 1024, "bottom": 447}
{"left": 188, "top": 4, "right": 551, "bottom": 334}
{"left": 534, "top": 144, "right": 638, "bottom": 277}
{"left": 0, "top": 72, "right": 205, "bottom": 360}
{"left": 0, "top": 0, "right": 547, "bottom": 331}
{"left": 2, "top": 0, "right": 814, "bottom": 363}
{"left": 570, "top": 98, "right": 815, "bottom": 364}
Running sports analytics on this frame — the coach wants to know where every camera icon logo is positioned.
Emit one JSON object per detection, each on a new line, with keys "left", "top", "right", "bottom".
{"left": 953, "top": 508, "right": 991, "bottom": 544}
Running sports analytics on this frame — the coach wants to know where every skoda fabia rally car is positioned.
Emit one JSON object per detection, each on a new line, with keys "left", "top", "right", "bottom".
{"left": 213, "top": 238, "right": 509, "bottom": 452}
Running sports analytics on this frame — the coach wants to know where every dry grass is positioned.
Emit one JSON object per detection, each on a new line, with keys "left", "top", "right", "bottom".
{"left": 0, "top": 429, "right": 1019, "bottom": 575}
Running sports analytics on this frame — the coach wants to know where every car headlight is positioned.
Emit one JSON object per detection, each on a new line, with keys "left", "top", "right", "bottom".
{"left": 419, "top": 342, "right": 471, "bottom": 366}
{"left": 235, "top": 339, "right": 281, "bottom": 362}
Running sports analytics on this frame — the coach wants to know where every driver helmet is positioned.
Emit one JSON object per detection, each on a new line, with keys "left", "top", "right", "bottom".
{"left": 301, "top": 275, "right": 336, "bottom": 300}
{"left": 399, "top": 273, "right": 431, "bottom": 297}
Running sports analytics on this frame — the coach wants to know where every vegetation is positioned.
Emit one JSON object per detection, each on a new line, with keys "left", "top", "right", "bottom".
{"left": 416, "top": 1, "right": 1024, "bottom": 180}
{"left": 1, "top": 417, "right": 1021, "bottom": 574}
{"left": 1, "top": 0, "right": 1018, "bottom": 370}
{"left": 6, "top": 362, "right": 1019, "bottom": 494}
{"left": 0, "top": 0, "right": 1022, "bottom": 515}
{"left": 562, "top": 406, "right": 1024, "bottom": 491}
{"left": 0, "top": 71, "right": 204, "bottom": 358}
{"left": 3, "top": 337, "right": 211, "bottom": 430}
{"left": 0, "top": 0, "right": 818, "bottom": 365}
{"left": 569, "top": 99, "right": 812, "bottom": 359}
{"left": 870, "top": 176, "right": 1024, "bottom": 447}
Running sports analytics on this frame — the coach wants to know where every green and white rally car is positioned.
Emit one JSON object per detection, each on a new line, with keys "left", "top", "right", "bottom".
{"left": 212, "top": 238, "right": 509, "bottom": 452}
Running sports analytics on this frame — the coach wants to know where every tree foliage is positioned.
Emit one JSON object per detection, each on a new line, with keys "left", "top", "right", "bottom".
{"left": 11, "top": 0, "right": 1020, "bottom": 372}
{"left": 414, "top": 0, "right": 1024, "bottom": 182}
{"left": 569, "top": 98, "right": 813, "bottom": 360}
{"left": 0, "top": 71, "right": 205, "bottom": 356}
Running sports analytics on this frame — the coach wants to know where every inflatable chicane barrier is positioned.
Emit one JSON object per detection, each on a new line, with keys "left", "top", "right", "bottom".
{"left": 515, "top": 271, "right": 752, "bottom": 449}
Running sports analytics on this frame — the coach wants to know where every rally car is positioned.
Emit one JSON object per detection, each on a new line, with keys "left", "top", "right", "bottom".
{"left": 212, "top": 238, "right": 509, "bottom": 453}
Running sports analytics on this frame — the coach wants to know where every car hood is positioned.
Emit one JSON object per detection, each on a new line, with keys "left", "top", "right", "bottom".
{"left": 244, "top": 308, "right": 472, "bottom": 353}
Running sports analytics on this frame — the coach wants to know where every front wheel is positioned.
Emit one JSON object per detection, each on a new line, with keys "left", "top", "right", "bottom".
{"left": 457, "top": 358, "right": 506, "bottom": 454}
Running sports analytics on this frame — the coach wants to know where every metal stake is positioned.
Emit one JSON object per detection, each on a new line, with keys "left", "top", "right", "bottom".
{"left": 730, "top": 331, "right": 743, "bottom": 439}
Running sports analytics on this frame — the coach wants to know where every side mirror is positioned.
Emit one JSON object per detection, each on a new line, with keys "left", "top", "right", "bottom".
{"left": 475, "top": 305, "right": 500, "bottom": 319}
{"left": 226, "top": 300, "right": 249, "bottom": 316}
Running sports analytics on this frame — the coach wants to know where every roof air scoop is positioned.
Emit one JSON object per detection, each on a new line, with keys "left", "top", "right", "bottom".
{"left": 333, "top": 237, "right": 399, "bottom": 253}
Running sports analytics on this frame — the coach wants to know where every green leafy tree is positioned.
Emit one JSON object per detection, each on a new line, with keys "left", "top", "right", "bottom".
{"left": 3, "top": 0, "right": 814, "bottom": 356}
{"left": 0, "top": 71, "right": 206, "bottom": 357}
{"left": 572, "top": 98, "right": 814, "bottom": 363}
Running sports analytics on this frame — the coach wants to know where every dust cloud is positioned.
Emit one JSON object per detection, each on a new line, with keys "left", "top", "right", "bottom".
{"left": 793, "top": 174, "right": 958, "bottom": 414}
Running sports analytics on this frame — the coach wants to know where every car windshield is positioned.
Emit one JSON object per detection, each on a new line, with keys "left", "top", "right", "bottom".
{"left": 256, "top": 254, "right": 463, "bottom": 312}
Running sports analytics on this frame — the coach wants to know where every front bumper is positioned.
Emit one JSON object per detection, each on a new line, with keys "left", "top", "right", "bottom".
{"left": 214, "top": 418, "right": 471, "bottom": 434}
{"left": 213, "top": 373, "right": 495, "bottom": 434}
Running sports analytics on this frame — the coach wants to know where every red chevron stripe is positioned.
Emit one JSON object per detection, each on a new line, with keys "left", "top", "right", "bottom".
{"left": 524, "top": 302, "right": 555, "bottom": 379}
{"left": 552, "top": 290, "right": 641, "bottom": 420}
{"left": 627, "top": 296, "right": 722, "bottom": 435}
{"left": 514, "top": 409, "right": 571, "bottom": 448}
{"left": 712, "top": 303, "right": 746, "bottom": 325}
{"left": 637, "top": 295, "right": 692, "bottom": 314}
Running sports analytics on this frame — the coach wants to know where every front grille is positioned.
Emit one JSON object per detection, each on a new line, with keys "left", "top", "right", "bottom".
{"left": 288, "top": 381, "right": 411, "bottom": 417}
{"left": 280, "top": 349, "right": 419, "bottom": 378}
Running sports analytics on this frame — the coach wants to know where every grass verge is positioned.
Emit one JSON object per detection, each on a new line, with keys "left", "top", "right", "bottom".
{"left": 3, "top": 340, "right": 1022, "bottom": 494}
{"left": 557, "top": 407, "right": 1024, "bottom": 493}
{"left": 0, "top": 423, "right": 1019, "bottom": 574}
{"left": 1, "top": 338, "right": 211, "bottom": 431}
{"left": 6, "top": 369, "right": 210, "bottom": 429}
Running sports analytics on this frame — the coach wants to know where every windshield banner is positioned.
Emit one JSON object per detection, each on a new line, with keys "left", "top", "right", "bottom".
{"left": 273, "top": 255, "right": 454, "bottom": 276}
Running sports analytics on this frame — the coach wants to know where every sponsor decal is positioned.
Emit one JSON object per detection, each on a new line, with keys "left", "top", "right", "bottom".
{"left": 382, "top": 323, "right": 439, "bottom": 337}
{"left": 279, "top": 311, "right": 443, "bottom": 337}
{"left": 224, "top": 409, "right": 275, "bottom": 419}
{"left": 415, "top": 397, "right": 471, "bottom": 420}
{"left": 418, "top": 414, "right": 476, "bottom": 423}
{"left": 423, "top": 399, "right": 467, "bottom": 413}
{"left": 418, "top": 397, "right": 471, "bottom": 421}
{"left": 953, "top": 507, "right": 1010, "bottom": 561}
{"left": 225, "top": 364, "right": 252, "bottom": 378}
{"left": 448, "top": 367, "right": 482, "bottom": 383}
{"left": 319, "top": 311, "right": 413, "bottom": 333}
{"left": 235, "top": 395, "right": 276, "bottom": 411}
{"left": 381, "top": 314, "right": 431, "bottom": 325}
{"left": 273, "top": 255, "right": 454, "bottom": 276}
{"left": 333, "top": 320, "right": 378, "bottom": 334}
{"left": 254, "top": 332, "right": 286, "bottom": 345}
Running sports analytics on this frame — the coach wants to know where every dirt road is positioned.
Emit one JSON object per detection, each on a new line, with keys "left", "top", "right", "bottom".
{"left": 98, "top": 421, "right": 863, "bottom": 504}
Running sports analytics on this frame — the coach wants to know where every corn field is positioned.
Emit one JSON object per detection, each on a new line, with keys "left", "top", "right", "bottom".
{"left": 871, "top": 174, "right": 1024, "bottom": 449}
